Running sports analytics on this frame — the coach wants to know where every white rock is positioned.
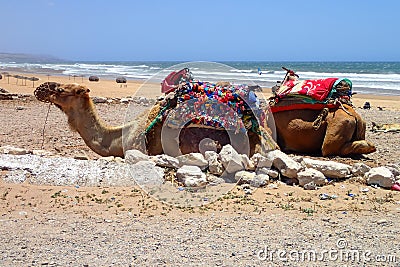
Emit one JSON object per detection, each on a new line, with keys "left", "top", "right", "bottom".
{"left": 177, "top": 153, "right": 208, "bottom": 171}
{"left": 206, "top": 174, "right": 225, "bottom": 185}
{"left": 151, "top": 154, "right": 179, "bottom": 169}
{"left": 176, "top": 165, "right": 207, "bottom": 187}
{"left": 235, "top": 170, "right": 256, "bottom": 184}
{"left": 251, "top": 153, "right": 273, "bottom": 168}
{"left": 219, "top": 145, "right": 245, "bottom": 174}
{"left": 114, "top": 157, "right": 125, "bottom": 163}
{"left": 256, "top": 167, "right": 279, "bottom": 179}
{"left": 0, "top": 145, "right": 29, "bottom": 155}
{"left": 297, "top": 168, "right": 327, "bottom": 187}
{"left": 235, "top": 171, "right": 269, "bottom": 187}
{"left": 253, "top": 174, "right": 270, "bottom": 187}
{"left": 31, "top": 149, "right": 53, "bottom": 157}
{"left": 125, "top": 149, "right": 149, "bottom": 164}
{"left": 98, "top": 156, "right": 116, "bottom": 162}
{"left": 386, "top": 164, "right": 400, "bottom": 177}
{"left": 351, "top": 163, "right": 371, "bottom": 176}
{"left": 266, "top": 169, "right": 279, "bottom": 179}
{"left": 268, "top": 150, "right": 302, "bottom": 179}
{"left": 129, "top": 161, "right": 164, "bottom": 186}
{"left": 92, "top": 96, "right": 107, "bottom": 103}
{"left": 241, "top": 154, "right": 255, "bottom": 171}
{"left": 205, "top": 151, "right": 223, "bottom": 175}
{"left": 302, "top": 157, "right": 351, "bottom": 179}
{"left": 74, "top": 154, "right": 89, "bottom": 160}
{"left": 120, "top": 98, "right": 130, "bottom": 104}
{"left": 365, "top": 167, "right": 395, "bottom": 188}
{"left": 303, "top": 181, "right": 317, "bottom": 190}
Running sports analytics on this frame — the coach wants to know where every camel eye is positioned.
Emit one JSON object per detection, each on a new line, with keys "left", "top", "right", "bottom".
{"left": 57, "top": 88, "right": 64, "bottom": 92}
{"left": 76, "top": 89, "right": 86, "bottom": 94}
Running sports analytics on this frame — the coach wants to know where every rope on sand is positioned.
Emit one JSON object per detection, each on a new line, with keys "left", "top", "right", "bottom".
{"left": 41, "top": 104, "right": 52, "bottom": 149}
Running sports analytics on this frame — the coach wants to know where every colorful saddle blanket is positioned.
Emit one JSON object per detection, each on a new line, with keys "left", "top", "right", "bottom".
{"left": 164, "top": 81, "right": 264, "bottom": 132}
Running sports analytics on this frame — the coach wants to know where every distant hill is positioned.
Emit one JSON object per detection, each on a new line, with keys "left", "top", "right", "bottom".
{"left": 0, "top": 52, "right": 64, "bottom": 63}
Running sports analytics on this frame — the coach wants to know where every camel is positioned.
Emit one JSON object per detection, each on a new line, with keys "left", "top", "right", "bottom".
{"left": 34, "top": 82, "right": 277, "bottom": 158}
{"left": 270, "top": 100, "right": 376, "bottom": 156}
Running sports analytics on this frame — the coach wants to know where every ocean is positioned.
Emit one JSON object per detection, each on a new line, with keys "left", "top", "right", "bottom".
{"left": 1, "top": 61, "right": 400, "bottom": 96}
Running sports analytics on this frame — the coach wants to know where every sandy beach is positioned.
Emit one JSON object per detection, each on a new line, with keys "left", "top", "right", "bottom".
{"left": 1, "top": 73, "right": 400, "bottom": 266}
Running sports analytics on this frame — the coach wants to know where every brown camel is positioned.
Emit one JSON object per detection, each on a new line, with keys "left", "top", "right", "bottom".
{"left": 271, "top": 101, "right": 376, "bottom": 156}
{"left": 34, "top": 82, "right": 277, "bottom": 158}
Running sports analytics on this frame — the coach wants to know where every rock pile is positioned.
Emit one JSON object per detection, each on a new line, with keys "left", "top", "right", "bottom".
{"left": 1, "top": 144, "right": 399, "bottom": 192}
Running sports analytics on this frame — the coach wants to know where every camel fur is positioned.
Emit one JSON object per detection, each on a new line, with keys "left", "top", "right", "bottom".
{"left": 35, "top": 82, "right": 276, "bottom": 157}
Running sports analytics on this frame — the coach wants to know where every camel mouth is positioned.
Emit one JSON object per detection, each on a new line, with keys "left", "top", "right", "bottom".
{"left": 34, "top": 82, "right": 62, "bottom": 103}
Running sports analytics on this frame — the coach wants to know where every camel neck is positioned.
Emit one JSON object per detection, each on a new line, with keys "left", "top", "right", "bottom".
{"left": 65, "top": 99, "right": 124, "bottom": 157}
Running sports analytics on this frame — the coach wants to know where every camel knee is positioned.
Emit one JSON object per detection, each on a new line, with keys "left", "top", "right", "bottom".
{"left": 340, "top": 140, "right": 376, "bottom": 156}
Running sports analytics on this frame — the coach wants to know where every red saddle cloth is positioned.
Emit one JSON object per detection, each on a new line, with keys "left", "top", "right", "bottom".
{"left": 161, "top": 68, "right": 191, "bottom": 94}
{"left": 277, "top": 78, "right": 338, "bottom": 101}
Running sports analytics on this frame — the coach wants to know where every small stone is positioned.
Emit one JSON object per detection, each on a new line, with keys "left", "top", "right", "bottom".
{"left": 0, "top": 145, "right": 29, "bottom": 155}
{"left": 243, "top": 188, "right": 252, "bottom": 195}
{"left": 206, "top": 174, "right": 225, "bottom": 185}
{"left": 268, "top": 183, "right": 278, "bottom": 189}
{"left": 120, "top": 98, "right": 130, "bottom": 104}
{"left": 74, "top": 155, "right": 89, "bottom": 160}
{"left": 297, "top": 168, "right": 327, "bottom": 187}
{"left": 205, "top": 151, "right": 223, "bottom": 175}
{"left": 235, "top": 170, "right": 256, "bottom": 184}
{"left": 32, "top": 149, "right": 53, "bottom": 157}
{"left": 251, "top": 153, "right": 273, "bottom": 168}
{"left": 16, "top": 106, "right": 25, "bottom": 110}
{"left": 266, "top": 169, "right": 279, "bottom": 179}
{"left": 377, "top": 219, "right": 388, "bottom": 225}
{"left": 176, "top": 165, "right": 207, "bottom": 187}
{"left": 241, "top": 154, "right": 255, "bottom": 171}
{"left": 302, "top": 157, "right": 351, "bottom": 179}
{"left": 303, "top": 181, "right": 317, "bottom": 190}
{"left": 19, "top": 211, "right": 28, "bottom": 216}
{"left": 252, "top": 174, "right": 269, "bottom": 187}
{"left": 319, "top": 193, "right": 330, "bottom": 200}
{"left": 365, "top": 167, "right": 395, "bottom": 188}
{"left": 219, "top": 145, "right": 245, "bottom": 174}
{"left": 151, "top": 154, "right": 179, "bottom": 169}
{"left": 128, "top": 161, "right": 164, "bottom": 186}
{"left": 92, "top": 96, "right": 108, "bottom": 103}
{"left": 241, "top": 183, "right": 251, "bottom": 189}
{"left": 360, "top": 188, "right": 369, "bottom": 193}
{"left": 352, "top": 163, "right": 371, "bottom": 176}
{"left": 268, "top": 150, "right": 302, "bottom": 179}
{"left": 98, "top": 156, "right": 116, "bottom": 162}
{"left": 125, "top": 149, "right": 149, "bottom": 164}
{"left": 177, "top": 153, "right": 208, "bottom": 171}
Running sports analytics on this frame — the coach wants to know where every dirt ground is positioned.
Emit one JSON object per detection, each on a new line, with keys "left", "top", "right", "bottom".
{"left": 1, "top": 76, "right": 400, "bottom": 266}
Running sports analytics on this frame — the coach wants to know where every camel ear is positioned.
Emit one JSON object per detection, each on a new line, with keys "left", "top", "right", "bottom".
{"left": 76, "top": 88, "right": 90, "bottom": 95}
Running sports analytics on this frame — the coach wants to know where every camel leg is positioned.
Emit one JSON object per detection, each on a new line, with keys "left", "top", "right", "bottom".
{"left": 322, "top": 109, "right": 376, "bottom": 156}
{"left": 340, "top": 140, "right": 376, "bottom": 155}
{"left": 321, "top": 111, "right": 356, "bottom": 156}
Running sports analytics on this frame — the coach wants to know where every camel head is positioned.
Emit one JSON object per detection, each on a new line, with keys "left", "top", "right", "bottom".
{"left": 34, "top": 82, "right": 91, "bottom": 111}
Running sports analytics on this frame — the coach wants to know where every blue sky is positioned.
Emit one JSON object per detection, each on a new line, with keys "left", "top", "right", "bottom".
{"left": 1, "top": 0, "right": 399, "bottom": 61}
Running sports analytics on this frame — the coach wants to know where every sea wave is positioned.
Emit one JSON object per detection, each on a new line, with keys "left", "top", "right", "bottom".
{"left": 1, "top": 61, "right": 399, "bottom": 95}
